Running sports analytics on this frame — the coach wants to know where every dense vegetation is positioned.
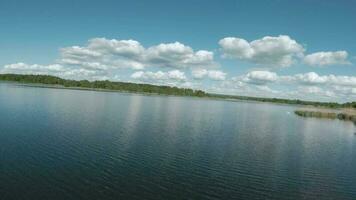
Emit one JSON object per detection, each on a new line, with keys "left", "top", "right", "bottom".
{"left": 1, "top": 73, "right": 355, "bottom": 109}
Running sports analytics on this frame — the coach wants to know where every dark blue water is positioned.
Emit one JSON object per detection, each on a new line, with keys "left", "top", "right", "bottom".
{"left": 0, "top": 83, "right": 355, "bottom": 200}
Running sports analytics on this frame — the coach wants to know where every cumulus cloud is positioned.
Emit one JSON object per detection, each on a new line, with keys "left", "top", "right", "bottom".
{"left": 289, "top": 72, "right": 356, "bottom": 87}
{"left": 131, "top": 70, "right": 187, "bottom": 82}
{"left": 230, "top": 70, "right": 356, "bottom": 88}
{"left": 216, "top": 70, "right": 356, "bottom": 102}
{"left": 303, "top": 51, "right": 350, "bottom": 66}
{"left": 60, "top": 39, "right": 144, "bottom": 70}
{"left": 219, "top": 35, "right": 352, "bottom": 68}
{"left": 60, "top": 38, "right": 216, "bottom": 70}
{"left": 242, "top": 71, "right": 278, "bottom": 85}
{"left": 145, "top": 42, "right": 216, "bottom": 68}
{"left": 191, "top": 69, "right": 226, "bottom": 81}
{"left": 219, "top": 35, "right": 305, "bottom": 67}
{"left": 88, "top": 38, "right": 145, "bottom": 57}
{"left": 1, "top": 37, "right": 219, "bottom": 83}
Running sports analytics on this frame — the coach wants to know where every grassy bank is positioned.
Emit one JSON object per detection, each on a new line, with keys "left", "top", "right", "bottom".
{"left": 295, "top": 109, "right": 356, "bottom": 124}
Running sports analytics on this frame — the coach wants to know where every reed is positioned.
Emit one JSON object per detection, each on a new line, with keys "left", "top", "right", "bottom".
{"left": 295, "top": 110, "right": 356, "bottom": 124}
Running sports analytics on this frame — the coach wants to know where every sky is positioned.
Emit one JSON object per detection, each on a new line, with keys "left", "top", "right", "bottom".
{"left": 0, "top": 0, "right": 355, "bottom": 102}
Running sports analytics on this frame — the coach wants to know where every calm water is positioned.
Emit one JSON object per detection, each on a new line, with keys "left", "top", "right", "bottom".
{"left": 0, "top": 83, "right": 355, "bottom": 200}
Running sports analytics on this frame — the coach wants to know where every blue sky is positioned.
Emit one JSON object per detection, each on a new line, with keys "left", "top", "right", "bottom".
{"left": 0, "top": 0, "right": 355, "bottom": 102}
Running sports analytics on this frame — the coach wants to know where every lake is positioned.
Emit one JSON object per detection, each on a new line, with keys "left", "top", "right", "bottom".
{"left": 0, "top": 83, "right": 355, "bottom": 200}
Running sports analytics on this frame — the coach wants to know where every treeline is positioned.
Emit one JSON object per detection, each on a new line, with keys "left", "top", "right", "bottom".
{"left": 0, "top": 74, "right": 206, "bottom": 97}
{"left": 0, "top": 73, "right": 355, "bottom": 108}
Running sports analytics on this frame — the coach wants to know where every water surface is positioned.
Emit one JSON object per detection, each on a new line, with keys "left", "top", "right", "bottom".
{"left": 0, "top": 83, "right": 355, "bottom": 200}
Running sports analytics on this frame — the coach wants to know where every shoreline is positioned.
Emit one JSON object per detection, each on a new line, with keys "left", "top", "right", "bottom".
{"left": 2, "top": 81, "right": 356, "bottom": 125}
{"left": 294, "top": 108, "right": 356, "bottom": 124}
{"left": 7, "top": 82, "right": 245, "bottom": 103}
{"left": 12, "top": 82, "right": 289, "bottom": 106}
{"left": 0, "top": 73, "right": 354, "bottom": 110}
{"left": 1, "top": 81, "right": 353, "bottom": 109}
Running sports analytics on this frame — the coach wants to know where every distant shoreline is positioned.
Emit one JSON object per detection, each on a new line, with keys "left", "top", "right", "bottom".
{"left": 5, "top": 82, "right": 273, "bottom": 105}
{"left": 1, "top": 74, "right": 355, "bottom": 110}
{"left": 2, "top": 77, "right": 356, "bottom": 125}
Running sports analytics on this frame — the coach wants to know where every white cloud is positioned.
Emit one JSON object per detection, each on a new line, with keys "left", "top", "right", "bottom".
{"left": 88, "top": 38, "right": 145, "bottom": 57}
{"left": 191, "top": 69, "right": 208, "bottom": 79}
{"left": 1, "top": 37, "right": 220, "bottom": 89}
{"left": 207, "top": 70, "right": 226, "bottom": 81}
{"left": 60, "top": 39, "right": 145, "bottom": 70}
{"left": 60, "top": 38, "right": 216, "bottom": 70}
{"left": 212, "top": 71, "right": 356, "bottom": 102}
{"left": 145, "top": 42, "right": 216, "bottom": 68}
{"left": 231, "top": 70, "right": 356, "bottom": 88}
{"left": 303, "top": 51, "right": 350, "bottom": 66}
{"left": 219, "top": 35, "right": 304, "bottom": 67}
{"left": 287, "top": 72, "right": 356, "bottom": 87}
{"left": 191, "top": 69, "right": 226, "bottom": 81}
{"left": 131, "top": 70, "right": 186, "bottom": 82}
{"left": 242, "top": 70, "right": 278, "bottom": 84}
{"left": 287, "top": 72, "right": 327, "bottom": 84}
{"left": 218, "top": 37, "right": 254, "bottom": 59}
{"left": 167, "top": 70, "right": 187, "bottom": 80}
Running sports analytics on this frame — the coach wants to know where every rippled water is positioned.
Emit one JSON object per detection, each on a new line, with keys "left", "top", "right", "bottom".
{"left": 0, "top": 83, "right": 355, "bottom": 200}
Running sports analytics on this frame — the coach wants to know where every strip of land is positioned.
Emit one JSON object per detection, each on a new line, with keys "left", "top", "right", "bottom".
{"left": 1, "top": 74, "right": 355, "bottom": 110}
{"left": 294, "top": 108, "right": 356, "bottom": 124}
